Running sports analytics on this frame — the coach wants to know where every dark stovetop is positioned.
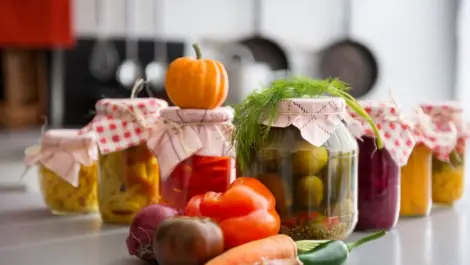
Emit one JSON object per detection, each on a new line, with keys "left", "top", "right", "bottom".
{"left": 56, "top": 38, "right": 185, "bottom": 128}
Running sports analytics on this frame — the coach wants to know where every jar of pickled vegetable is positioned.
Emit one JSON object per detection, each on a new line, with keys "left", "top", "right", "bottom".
{"left": 400, "top": 107, "right": 457, "bottom": 217}
{"left": 147, "top": 107, "right": 235, "bottom": 211}
{"left": 239, "top": 97, "right": 363, "bottom": 241}
{"left": 348, "top": 101, "right": 415, "bottom": 230}
{"left": 81, "top": 97, "right": 168, "bottom": 224}
{"left": 24, "top": 129, "right": 99, "bottom": 215}
{"left": 420, "top": 101, "right": 470, "bottom": 205}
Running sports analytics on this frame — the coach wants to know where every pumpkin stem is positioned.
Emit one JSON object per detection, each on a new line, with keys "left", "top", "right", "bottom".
{"left": 192, "top": 43, "right": 203, "bottom": 59}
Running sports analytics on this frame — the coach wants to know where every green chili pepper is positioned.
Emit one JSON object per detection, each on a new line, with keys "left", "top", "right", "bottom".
{"left": 297, "top": 231, "right": 386, "bottom": 265}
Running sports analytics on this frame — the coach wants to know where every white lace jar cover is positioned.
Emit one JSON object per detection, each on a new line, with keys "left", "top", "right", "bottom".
{"left": 407, "top": 106, "right": 458, "bottom": 161}
{"left": 80, "top": 98, "right": 168, "bottom": 154}
{"left": 420, "top": 101, "right": 470, "bottom": 154}
{"left": 347, "top": 100, "right": 416, "bottom": 166}
{"left": 147, "top": 107, "right": 235, "bottom": 181}
{"left": 24, "top": 129, "right": 98, "bottom": 187}
{"left": 261, "top": 97, "right": 363, "bottom": 151}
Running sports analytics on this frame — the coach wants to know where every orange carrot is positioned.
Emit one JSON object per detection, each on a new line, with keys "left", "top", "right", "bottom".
{"left": 205, "top": 234, "right": 297, "bottom": 265}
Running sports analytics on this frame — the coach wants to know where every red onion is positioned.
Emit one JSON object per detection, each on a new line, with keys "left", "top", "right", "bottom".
{"left": 126, "top": 203, "right": 179, "bottom": 262}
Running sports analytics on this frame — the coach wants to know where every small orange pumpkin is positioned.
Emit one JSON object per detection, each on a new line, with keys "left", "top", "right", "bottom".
{"left": 165, "top": 43, "right": 229, "bottom": 109}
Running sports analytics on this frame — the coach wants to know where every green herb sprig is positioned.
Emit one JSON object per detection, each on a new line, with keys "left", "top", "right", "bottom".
{"left": 233, "top": 76, "right": 383, "bottom": 173}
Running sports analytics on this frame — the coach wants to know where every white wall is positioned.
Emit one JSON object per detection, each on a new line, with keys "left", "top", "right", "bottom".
{"left": 74, "top": 0, "right": 458, "bottom": 111}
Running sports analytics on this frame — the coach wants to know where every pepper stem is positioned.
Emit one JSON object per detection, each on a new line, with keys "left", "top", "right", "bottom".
{"left": 346, "top": 231, "right": 386, "bottom": 252}
{"left": 192, "top": 43, "right": 202, "bottom": 59}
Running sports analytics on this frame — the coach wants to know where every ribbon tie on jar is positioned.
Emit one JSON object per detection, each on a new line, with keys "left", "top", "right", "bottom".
{"left": 147, "top": 107, "right": 235, "bottom": 181}
{"left": 23, "top": 132, "right": 98, "bottom": 187}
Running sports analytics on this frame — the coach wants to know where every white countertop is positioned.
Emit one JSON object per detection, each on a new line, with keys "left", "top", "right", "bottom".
{"left": 0, "top": 192, "right": 469, "bottom": 265}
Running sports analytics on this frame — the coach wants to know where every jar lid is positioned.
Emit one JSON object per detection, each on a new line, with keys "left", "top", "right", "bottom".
{"left": 147, "top": 106, "right": 235, "bottom": 181}
{"left": 348, "top": 100, "right": 415, "bottom": 166}
{"left": 81, "top": 98, "right": 168, "bottom": 154}
{"left": 275, "top": 97, "right": 347, "bottom": 115}
{"left": 24, "top": 129, "right": 98, "bottom": 187}
{"left": 420, "top": 100, "right": 462, "bottom": 116}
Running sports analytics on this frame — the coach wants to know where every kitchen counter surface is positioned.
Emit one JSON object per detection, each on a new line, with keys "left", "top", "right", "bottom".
{"left": 1, "top": 192, "right": 469, "bottom": 265}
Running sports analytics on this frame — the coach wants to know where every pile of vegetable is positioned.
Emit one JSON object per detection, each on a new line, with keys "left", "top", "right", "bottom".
{"left": 126, "top": 177, "right": 386, "bottom": 265}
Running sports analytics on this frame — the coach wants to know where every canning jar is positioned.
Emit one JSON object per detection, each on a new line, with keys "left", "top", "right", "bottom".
{"left": 147, "top": 107, "right": 235, "bottom": 211}
{"left": 400, "top": 107, "right": 457, "bottom": 217}
{"left": 244, "top": 97, "right": 362, "bottom": 240}
{"left": 421, "top": 101, "right": 470, "bottom": 205}
{"left": 81, "top": 97, "right": 168, "bottom": 224}
{"left": 348, "top": 101, "right": 415, "bottom": 231}
{"left": 24, "top": 129, "right": 98, "bottom": 215}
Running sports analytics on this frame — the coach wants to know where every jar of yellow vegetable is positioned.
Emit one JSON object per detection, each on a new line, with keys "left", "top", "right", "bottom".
{"left": 82, "top": 96, "right": 168, "bottom": 224}
{"left": 238, "top": 96, "right": 368, "bottom": 241}
{"left": 400, "top": 107, "right": 457, "bottom": 216}
{"left": 420, "top": 101, "right": 470, "bottom": 205}
{"left": 24, "top": 129, "right": 99, "bottom": 215}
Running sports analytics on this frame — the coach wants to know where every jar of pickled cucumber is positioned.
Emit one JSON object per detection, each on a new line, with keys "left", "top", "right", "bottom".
{"left": 400, "top": 107, "right": 458, "bottom": 217}
{"left": 81, "top": 97, "right": 168, "bottom": 224}
{"left": 420, "top": 101, "right": 470, "bottom": 205}
{"left": 348, "top": 101, "right": 416, "bottom": 230}
{"left": 238, "top": 97, "right": 365, "bottom": 241}
{"left": 24, "top": 129, "right": 99, "bottom": 215}
{"left": 147, "top": 107, "right": 235, "bottom": 211}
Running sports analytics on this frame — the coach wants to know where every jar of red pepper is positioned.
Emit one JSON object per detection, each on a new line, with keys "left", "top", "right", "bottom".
{"left": 348, "top": 100, "right": 415, "bottom": 231}
{"left": 147, "top": 107, "right": 235, "bottom": 211}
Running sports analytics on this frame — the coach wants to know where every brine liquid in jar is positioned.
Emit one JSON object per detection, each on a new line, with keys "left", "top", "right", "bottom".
{"left": 432, "top": 146, "right": 465, "bottom": 205}
{"left": 247, "top": 98, "right": 360, "bottom": 241}
{"left": 356, "top": 136, "right": 400, "bottom": 230}
{"left": 83, "top": 98, "right": 168, "bottom": 224}
{"left": 400, "top": 144, "right": 432, "bottom": 217}
{"left": 160, "top": 155, "right": 232, "bottom": 209}
{"left": 148, "top": 107, "right": 236, "bottom": 212}
{"left": 24, "top": 129, "right": 99, "bottom": 215}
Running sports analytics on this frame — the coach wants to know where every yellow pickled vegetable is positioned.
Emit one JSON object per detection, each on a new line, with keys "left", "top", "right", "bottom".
{"left": 297, "top": 176, "right": 324, "bottom": 208}
{"left": 98, "top": 144, "right": 160, "bottom": 224}
{"left": 292, "top": 141, "right": 329, "bottom": 176}
{"left": 432, "top": 161, "right": 464, "bottom": 205}
{"left": 400, "top": 144, "right": 432, "bottom": 216}
{"left": 39, "top": 162, "right": 98, "bottom": 214}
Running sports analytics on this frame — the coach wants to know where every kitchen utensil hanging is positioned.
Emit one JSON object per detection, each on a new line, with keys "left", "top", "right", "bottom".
{"left": 239, "top": 0, "right": 290, "bottom": 73}
{"left": 145, "top": 0, "right": 167, "bottom": 89}
{"left": 116, "top": 0, "right": 143, "bottom": 88}
{"left": 319, "top": 0, "right": 378, "bottom": 97}
{"left": 89, "top": 0, "right": 119, "bottom": 81}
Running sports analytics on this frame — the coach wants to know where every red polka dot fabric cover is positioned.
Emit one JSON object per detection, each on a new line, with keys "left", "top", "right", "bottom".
{"left": 408, "top": 106, "right": 458, "bottom": 161}
{"left": 420, "top": 101, "right": 470, "bottom": 154}
{"left": 347, "top": 100, "right": 416, "bottom": 166}
{"left": 147, "top": 107, "right": 235, "bottom": 181}
{"left": 80, "top": 98, "right": 168, "bottom": 155}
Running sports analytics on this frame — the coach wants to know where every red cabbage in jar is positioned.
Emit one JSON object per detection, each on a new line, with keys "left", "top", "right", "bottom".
{"left": 355, "top": 136, "right": 400, "bottom": 231}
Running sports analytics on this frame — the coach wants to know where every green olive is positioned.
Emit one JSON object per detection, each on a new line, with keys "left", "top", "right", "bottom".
{"left": 297, "top": 176, "right": 324, "bottom": 208}
{"left": 257, "top": 173, "right": 293, "bottom": 217}
{"left": 292, "top": 141, "right": 328, "bottom": 176}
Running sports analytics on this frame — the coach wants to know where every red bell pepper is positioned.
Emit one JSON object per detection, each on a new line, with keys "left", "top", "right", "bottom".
{"left": 184, "top": 177, "right": 281, "bottom": 249}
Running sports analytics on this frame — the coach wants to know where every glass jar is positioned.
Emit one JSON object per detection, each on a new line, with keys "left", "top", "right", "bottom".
{"left": 82, "top": 98, "right": 168, "bottom": 224}
{"left": 147, "top": 107, "right": 235, "bottom": 211}
{"left": 421, "top": 102, "right": 469, "bottom": 205}
{"left": 245, "top": 98, "right": 360, "bottom": 241}
{"left": 24, "top": 129, "right": 99, "bottom": 215}
{"left": 348, "top": 101, "right": 415, "bottom": 231}
{"left": 400, "top": 144, "right": 432, "bottom": 217}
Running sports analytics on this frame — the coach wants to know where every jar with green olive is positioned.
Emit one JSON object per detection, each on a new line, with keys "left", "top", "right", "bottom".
{"left": 247, "top": 98, "right": 360, "bottom": 240}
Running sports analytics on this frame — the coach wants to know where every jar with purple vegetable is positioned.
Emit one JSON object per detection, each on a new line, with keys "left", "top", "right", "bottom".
{"left": 348, "top": 101, "right": 415, "bottom": 231}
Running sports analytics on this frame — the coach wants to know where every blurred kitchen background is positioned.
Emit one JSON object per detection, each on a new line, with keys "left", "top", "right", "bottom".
{"left": 1, "top": 0, "right": 470, "bottom": 192}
